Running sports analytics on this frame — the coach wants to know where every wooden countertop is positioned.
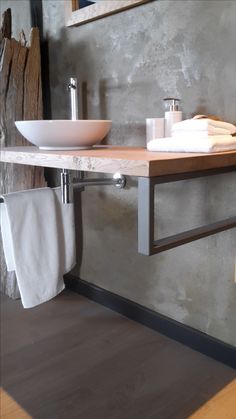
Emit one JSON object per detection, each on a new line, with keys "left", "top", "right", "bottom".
{"left": 1, "top": 146, "right": 236, "bottom": 177}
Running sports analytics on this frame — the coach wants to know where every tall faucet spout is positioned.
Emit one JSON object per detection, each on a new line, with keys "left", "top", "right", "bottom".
{"left": 68, "top": 77, "right": 78, "bottom": 120}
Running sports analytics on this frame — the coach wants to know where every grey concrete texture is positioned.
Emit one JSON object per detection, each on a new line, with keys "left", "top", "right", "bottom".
{"left": 7, "top": 0, "right": 236, "bottom": 344}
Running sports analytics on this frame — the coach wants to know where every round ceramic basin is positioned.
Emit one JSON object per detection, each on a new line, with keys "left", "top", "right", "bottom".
{"left": 15, "top": 120, "right": 112, "bottom": 150}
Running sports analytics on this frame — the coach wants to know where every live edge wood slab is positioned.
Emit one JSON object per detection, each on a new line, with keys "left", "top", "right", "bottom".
{"left": 0, "top": 146, "right": 236, "bottom": 177}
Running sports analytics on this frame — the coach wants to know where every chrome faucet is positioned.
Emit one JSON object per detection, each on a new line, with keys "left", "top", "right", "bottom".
{"left": 61, "top": 76, "right": 126, "bottom": 204}
{"left": 68, "top": 77, "right": 78, "bottom": 120}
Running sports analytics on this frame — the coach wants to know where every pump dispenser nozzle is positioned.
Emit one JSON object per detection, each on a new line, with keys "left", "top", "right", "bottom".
{"left": 163, "top": 97, "right": 180, "bottom": 112}
{"left": 163, "top": 97, "right": 182, "bottom": 137}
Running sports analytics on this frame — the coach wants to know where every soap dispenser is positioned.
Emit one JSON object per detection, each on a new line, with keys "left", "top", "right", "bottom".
{"left": 164, "top": 98, "right": 182, "bottom": 137}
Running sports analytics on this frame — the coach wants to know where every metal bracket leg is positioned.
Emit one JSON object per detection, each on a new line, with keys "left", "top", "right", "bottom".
{"left": 138, "top": 177, "right": 155, "bottom": 255}
{"left": 138, "top": 167, "right": 236, "bottom": 256}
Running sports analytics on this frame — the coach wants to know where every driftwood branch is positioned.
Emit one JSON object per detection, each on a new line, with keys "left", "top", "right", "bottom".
{"left": 0, "top": 9, "right": 46, "bottom": 298}
{"left": 0, "top": 8, "right": 11, "bottom": 41}
{"left": 0, "top": 8, "right": 11, "bottom": 60}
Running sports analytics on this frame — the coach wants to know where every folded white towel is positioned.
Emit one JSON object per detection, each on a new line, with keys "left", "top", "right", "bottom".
{"left": 147, "top": 135, "right": 236, "bottom": 153}
{"left": 172, "top": 118, "right": 236, "bottom": 135}
{"left": 0, "top": 187, "right": 76, "bottom": 308}
{"left": 172, "top": 130, "right": 231, "bottom": 139}
{"left": 173, "top": 127, "right": 232, "bottom": 136}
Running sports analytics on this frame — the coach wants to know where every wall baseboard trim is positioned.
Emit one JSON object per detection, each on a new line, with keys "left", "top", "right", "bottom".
{"left": 65, "top": 275, "right": 236, "bottom": 369}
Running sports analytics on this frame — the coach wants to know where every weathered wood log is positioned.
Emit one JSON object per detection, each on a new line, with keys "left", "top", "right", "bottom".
{"left": 0, "top": 8, "right": 11, "bottom": 44}
{"left": 24, "top": 28, "right": 43, "bottom": 121}
{"left": 0, "top": 9, "right": 46, "bottom": 298}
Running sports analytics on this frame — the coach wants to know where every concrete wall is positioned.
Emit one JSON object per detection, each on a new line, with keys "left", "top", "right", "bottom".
{"left": 3, "top": 0, "right": 236, "bottom": 345}
{"left": 42, "top": 0, "right": 236, "bottom": 345}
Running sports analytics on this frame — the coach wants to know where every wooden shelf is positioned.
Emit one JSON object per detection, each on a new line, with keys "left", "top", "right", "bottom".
{"left": 1, "top": 146, "right": 236, "bottom": 177}
{"left": 1, "top": 145, "right": 235, "bottom": 256}
{"left": 65, "top": 0, "right": 150, "bottom": 28}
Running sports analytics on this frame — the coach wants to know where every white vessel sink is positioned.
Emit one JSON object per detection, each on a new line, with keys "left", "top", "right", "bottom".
{"left": 15, "top": 120, "right": 112, "bottom": 150}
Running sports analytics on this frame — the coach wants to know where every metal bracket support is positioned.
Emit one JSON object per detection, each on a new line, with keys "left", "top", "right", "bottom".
{"left": 61, "top": 169, "right": 126, "bottom": 204}
{"left": 138, "top": 166, "right": 236, "bottom": 256}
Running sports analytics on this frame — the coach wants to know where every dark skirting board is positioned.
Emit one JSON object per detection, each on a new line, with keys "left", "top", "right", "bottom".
{"left": 65, "top": 275, "right": 236, "bottom": 369}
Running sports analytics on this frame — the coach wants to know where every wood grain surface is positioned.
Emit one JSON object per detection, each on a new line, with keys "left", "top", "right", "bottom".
{"left": 1, "top": 146, "right": 236, "bottom": 177}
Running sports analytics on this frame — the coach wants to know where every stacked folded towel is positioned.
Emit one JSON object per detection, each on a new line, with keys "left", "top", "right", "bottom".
{"left": 147, "top": 117, "right": 236, "bottom": 153}
{"left": 148, "top": 135, "right": 236, "bottom": 153}
{"left": 172, "top": 118, "right": 236, "bottom": 137}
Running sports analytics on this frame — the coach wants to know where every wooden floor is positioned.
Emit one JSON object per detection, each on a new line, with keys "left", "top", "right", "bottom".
{"left": 1, "top": 290, "right": 235, "bottom": 419}
{"left": 189, "top": 379, "right": 236, "bottom": 418}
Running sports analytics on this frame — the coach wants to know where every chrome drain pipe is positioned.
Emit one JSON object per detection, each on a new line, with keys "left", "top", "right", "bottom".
{"left": 61, "top": 170, "right": 126, "bottom": 204}
{"left": 61, "top": 169, "right": 73, "bottom": 204}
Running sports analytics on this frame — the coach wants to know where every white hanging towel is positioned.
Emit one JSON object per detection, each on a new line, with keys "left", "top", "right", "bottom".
{"left": 147, "top": 135, "right": 236, "bottom": 153}
{"left": 0, "top": 187, "right": 76, "bottom": 308}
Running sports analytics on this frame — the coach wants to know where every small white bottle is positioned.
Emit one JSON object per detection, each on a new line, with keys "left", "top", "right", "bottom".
{"left": 164, "top": 98, "right": 182, "bottom": 137}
